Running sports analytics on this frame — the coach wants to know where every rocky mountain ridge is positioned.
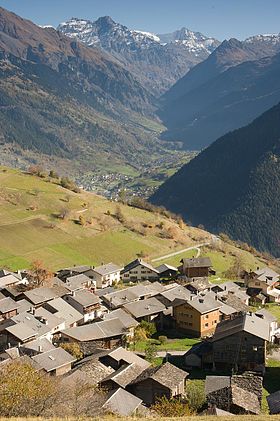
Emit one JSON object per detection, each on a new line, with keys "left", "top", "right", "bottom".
{"left": 57, "top": 17, "right": 220, "bottom": 95}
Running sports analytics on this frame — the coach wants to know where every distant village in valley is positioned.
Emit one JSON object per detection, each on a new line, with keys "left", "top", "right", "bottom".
{"left": 1, "top": 255, "right": 280, "bottom": 416}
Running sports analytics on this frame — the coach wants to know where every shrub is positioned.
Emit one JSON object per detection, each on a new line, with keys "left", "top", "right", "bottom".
{"left": 152, "top": 396, "right": 191, "bottom": 417}
{"left": 185, "top": 380, "right": 206, "bottom": 413}
{"left": 60, "top": 343, "right": 83, "bottom": 360}
{"left": 139, "top": 320, "right": 156, "bottom": 337}
{"left": 158, "top": 335, "right": 167, "bottom": 345}
{"left": 145, "top": 343, "right": 157, "bottom": 364}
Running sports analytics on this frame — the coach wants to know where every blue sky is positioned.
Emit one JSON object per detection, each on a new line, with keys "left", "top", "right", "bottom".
{"left": 0, "top": 0, "right": 279, "bottom": 40}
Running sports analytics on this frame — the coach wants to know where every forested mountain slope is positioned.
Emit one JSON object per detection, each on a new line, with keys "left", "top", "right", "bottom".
{"left": 151, "top": 103, "right": 280, "bottom": 256}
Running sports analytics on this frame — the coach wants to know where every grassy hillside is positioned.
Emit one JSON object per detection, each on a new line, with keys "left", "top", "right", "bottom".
{"left": 0, "top": 166, "right": 276, "bottom": 273}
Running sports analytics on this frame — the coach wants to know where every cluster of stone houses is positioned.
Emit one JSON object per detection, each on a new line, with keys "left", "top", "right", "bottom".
{"left": 0, "top": 257, "right": 279, "bottom": 416}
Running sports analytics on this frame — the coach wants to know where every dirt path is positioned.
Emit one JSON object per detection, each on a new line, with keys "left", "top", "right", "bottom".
{"left": 151, "top": 243, "right": 209, "bottom": 263}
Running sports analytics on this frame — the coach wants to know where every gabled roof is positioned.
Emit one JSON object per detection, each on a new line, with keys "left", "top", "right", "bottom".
{"left": 6, "top": 323, "right": 37, "bottom": 342}
{"left": 213, "top": 313, "right": 270, "bottom": 342}
{"left": 102, "top": 346, "right": 150, "bottom": 369}
{"left": 159, "top": 285, "right": 192, "bottom": 304}
{"left": 130, "top": 362, "right": 188, "bottom": 389}
{"left": 0, "top": 274, "right": 20, "bottom": 289}
{"left": 231, "top": 385, "right": 260, "bottom": 414}
{"left": 187, "top": 277, "right": 211, "bottom": 292}
{"left": 181, "top": 257, "right": 212, "bottom": 268}
{"left": 156, "top": 264, "right": 178, "bottom": 274}
{"left": 123, "top": 297, "right": 165, "bottom": 318}
{"left": 255, "top": 308, "right": 277, "bottom": 323}
{"left": 104, "top": 308, "right": 138, "bottom": 329}
{"left": 64, "top": 273, "right": 93, "bottom": 291}
{"left": 103, "top": 387, "right": 142, "bottom": 416}
{"left": 0, "top": 297, "right": 20, "bottom": 314}
{"left": 21, "top": 337, "right": 56, "bottom": 354}
{"left": 24, "top": 285, "right": 68, "bottom": 305}
{"left": 254, "top": 267, "right": 279, "bottom": 285}
{"left": 205, "top": 376, "right": 230, "bottom": 395}
{"left": 45, "top": 297, "right": 82, "bottom": 327}
{"left": 121, "top": 259, "right": 159, "bottom": 274}
{"left": 185, "top": 294, "right": 221, "bottom": 315}
{"left": 59, "top": 265, "right": 92, "bottom": 274}
{"left": 103, "top": 284, "right": 152, "bottom": 308}
{"left": 93, "top": 263, "right": 123, "bottom": 276}
{"left": 70, "top": 290, "right": 100, "bottom": 307}
{"left": 62, "top": 318, "right": 127, "bottom": 342}
{"left": 101, "top": 362, "right": 145, "bottom": 388}
{"left": 32, "top": 347, "right": 75, "bottom": 372}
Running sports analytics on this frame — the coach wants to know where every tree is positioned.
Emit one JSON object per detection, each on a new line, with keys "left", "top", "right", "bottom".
{"left": 115, "top": 205, "right": 125, "bottom": 223}
{"left": 49, "top": 170, "right": 59, "bottom": 179}
{"left": 60, "top": 343, "right": 83, "bottom": 360}
{"left": 78, "top": 215, "right": 86, "bottom": 226}
{"left": 152, "top": 396, "right": 191, "bottom": 417}
{"left": 28, "top": 260, "right": 53, "bottom": 288}
{"left": 145, "top": 343, "right": 157, "bottom": 363}
{"left": 0, "top": 361, "right": 58, "bottom": 417}
{"left": 28, "top": 165, "right": 43, "bottom": 177}
{"left": 118, "top": 188, "right": 127, "bottom": 204}
{"left": 139, "top": 320, "right": 156, "bottom": 337}
{"left": 185, "top": 380, "right": 206, "bottom": 413}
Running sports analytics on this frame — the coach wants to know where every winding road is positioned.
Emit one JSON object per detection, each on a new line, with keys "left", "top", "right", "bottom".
{"left": 151, "top": 242, "right": 210, "bottom": 263}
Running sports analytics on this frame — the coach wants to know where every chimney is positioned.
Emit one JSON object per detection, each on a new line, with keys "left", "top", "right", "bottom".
{"left": 38, "top": 345, "right": 42, "bottom": 352}
{"left": 72, "top": 291, "right": 76, "bottom": 297}
{"left": 215, "top": 295, "right": 218, "bottom": 301}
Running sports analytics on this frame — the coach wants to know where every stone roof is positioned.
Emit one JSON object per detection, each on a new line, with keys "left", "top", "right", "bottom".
{"left": 32, "top": 347, "right": 75, "bottom": 372}
{"left": 254, "top": 267, "right": 279, "bottom": 285}
{"left": 181, "top": 257, "right": 212, "bottom": 268}
{"left": 45, "top": 297, "right": 83, "bottom": 327}
{"left": 24, "top": 285, "right": 68, "bottom": 305}
{"left": 231, "top": 384, "right": 260, "bottom": 414}
{"left": 75, "top": 357, "right": 114, "bottom": 385}
{"left": 20, "top": 337, "right": 56, "bottom": 354}
{"left": 123, "top": 297, "right": 165, "bottom": 318}
{"left": 159, "top": 285, "right": 192, "bottom": 304}
{"left": 121, "top": 259, "right": 159, "bottom": 274}
{"left": 205, "top": 376, "right": 230, "bottom": 395}
{"left": 103, "top": 284, "right": 149, "bottom": 308}
{"left": 0, "top": 274, "right": 21, "bottom": 289}
{"left": 267, "top": 390, "right": 280, "bottom": 414}
{"left": 130, "top": 362, "right": 188, "bottom": 390}
{"left": 101, "top": 362, "right": 145, "bottom": 388}
{"left": 103, "top": 308, "right": 138, "bottom": 329}
{"left": 0, "top": 297, "right": 19, "bottom": 314}
{"left": 64, "top": 273, "right": 93, "bottom": 291}
{"left": 219, "top": 293, "right": 249, "bottom": 312}
{"left": 102, "top": 346, "right": 150, "bottom": 369}
{"left": 93, "top": 263, "right": 123, "bottom": 276}
{"left": 186, "top": 294, "right": 222, "bottom": 315}
{"left": 62, "top": 318, "right": 127, "bottom": 342}
{"left": 255, "top": 308, "right": 277, "bottom": 323}
{"left": 155, "top": 264, "right": 178, "bottom": 274}
{"left": 187, "top": 277, "right": 211, "bottom": 292}
{"left": 213, "top": 313, "right": 270, "bottom": 342}
{"left": 103, "top": 388, "right": 142, "bottom": 416}
{"left": 70, "top": 290, "right": 100, "bottom": 307}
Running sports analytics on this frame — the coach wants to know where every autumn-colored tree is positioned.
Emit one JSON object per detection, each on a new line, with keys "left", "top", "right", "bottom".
{"left": 28, "top": 260, "right": 53, "bottom": 288}
{"left": 152, "top": 396, "right": 191, "bottom": 417}
{"left": 28, "top": 165, "right": 44, "bottom": 177}
{"left": 115, "top": 205, "right": 126, "bottom": 223}
{"left": 0, "top": 361, "right": 58, "bottom": 417}
{"left": 60, "top": 342, "right": 83, "bottom": 360}
{"left": 79, "top": 215, "right": 86, "bottom": 226}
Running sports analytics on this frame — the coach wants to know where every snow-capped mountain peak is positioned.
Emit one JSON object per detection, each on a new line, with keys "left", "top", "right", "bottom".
{"left": 157, "top": 27, "right": 220, "bottom": 55}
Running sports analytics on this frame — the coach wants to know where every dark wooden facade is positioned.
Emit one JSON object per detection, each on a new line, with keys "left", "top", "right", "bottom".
{"left": 212, "top": 331, "right": 266, "bottom": 372}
